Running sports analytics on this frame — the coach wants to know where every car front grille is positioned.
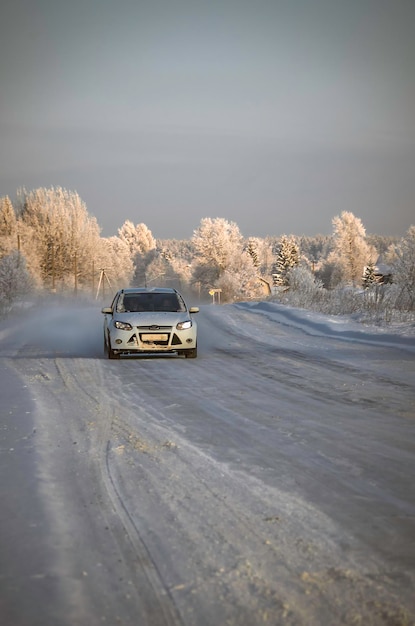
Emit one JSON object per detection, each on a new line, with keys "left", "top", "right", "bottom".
{"left": 137, "top": 325, "right": 172, "bottom": 331}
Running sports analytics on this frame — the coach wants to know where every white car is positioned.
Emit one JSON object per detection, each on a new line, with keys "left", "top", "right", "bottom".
{"left": 101, "top": 287, "right": 199, "bottom": 359}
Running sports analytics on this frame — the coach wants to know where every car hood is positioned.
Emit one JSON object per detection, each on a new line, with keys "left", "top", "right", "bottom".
{"left": 112, "top": 311, "right": 190, "bottom": 326}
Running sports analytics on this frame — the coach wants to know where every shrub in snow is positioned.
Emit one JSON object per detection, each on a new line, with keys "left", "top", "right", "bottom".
{"left": 284, "top": 266, "right": 324, "bottom": 308}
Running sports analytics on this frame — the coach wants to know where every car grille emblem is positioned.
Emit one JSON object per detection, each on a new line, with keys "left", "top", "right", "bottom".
{"left": 149, "top": 325, "right": 160, "bottom": 330}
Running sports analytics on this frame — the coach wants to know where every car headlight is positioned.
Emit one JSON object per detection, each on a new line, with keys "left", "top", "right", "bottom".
{"left": 114, "top": 320, "right": 133, "bottom": 330}
{"left": 176, "top": 319, "right": 192, "bottom": 330}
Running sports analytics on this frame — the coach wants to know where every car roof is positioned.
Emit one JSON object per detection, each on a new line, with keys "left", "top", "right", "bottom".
{"left": 118, "top": 287, "right": 177, "bottom": 295}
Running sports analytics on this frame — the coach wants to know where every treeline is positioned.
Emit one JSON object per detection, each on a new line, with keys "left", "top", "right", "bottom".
{"left": 0, "top": 187, "right": 414, "bottom": 321}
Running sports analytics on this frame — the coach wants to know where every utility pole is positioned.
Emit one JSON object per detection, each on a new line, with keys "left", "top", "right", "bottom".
{"left": 16, "top": 231, "right": 21, "bottom": 268}
{"left": 96, "top": 269, "right": 112, "bottom": 300}
{"left": 74, "top": 251, "right": 78, "bottom": 295}
{"left": 51, "top": 243, "right": 56, "bottom": 292}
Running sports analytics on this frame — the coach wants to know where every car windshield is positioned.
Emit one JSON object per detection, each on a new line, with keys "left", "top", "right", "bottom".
{"left": 116, "top": 293, "right": 185, "bottom": 313}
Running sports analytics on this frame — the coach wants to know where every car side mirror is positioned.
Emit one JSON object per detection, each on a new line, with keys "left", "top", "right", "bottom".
{"left": 189, "top": 307, "right": 199, "bottom": 314}
{"left": 101, "top": 307, "right": 112, "bottom": 314}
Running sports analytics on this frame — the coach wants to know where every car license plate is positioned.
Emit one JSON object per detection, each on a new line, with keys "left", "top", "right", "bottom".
{"left": 144, "top": 333, "right": 168, "bottom": 341}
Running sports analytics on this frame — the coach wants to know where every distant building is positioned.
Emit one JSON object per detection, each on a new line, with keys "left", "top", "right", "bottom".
{"left": 374, "top": 260, "right": 393, "bottom": 284}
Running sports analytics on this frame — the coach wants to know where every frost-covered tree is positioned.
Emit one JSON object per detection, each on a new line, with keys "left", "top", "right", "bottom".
{"left": 391, "top": 225, "right": 415, "bottom": 310}
{"left": 362, "top": 262, "right": 378, "bottom": 289}
{"left": 281, "top": 265, "right": 324, "bottom": 309}
{"left": 0, "top": 196, "right": 18, "bottom": 257}
{"left": 18, "top": 187, "right": 102, "bottom": 291}
{"left": 148, "top": 240, "right": 195, "bottom": 292}
{"left": 0, "top": 251, "right": 33, "bottom": 314}
{"left": 240, "top": 236, "right": 274, "bottom": 282}
{"left": 329, "top": 211, "right": 376, "bottom": 286}
{"left": 191, "top": 217, "right": 242, "bottom": 290}
{"left": 95, "top": 236, "right": 134, "bottom": 296}
{"left": 246, "top": 238, "right": 260, "bottom": 269}
{"left": 192, "top": 218, "right": 260, "bottom": 300}
{"left": 192, "top": 218, "right": 243, "bottom": 270}
{"left": 140, "top": 254, "right": 173, "bottom": 287}
{"left": 272, "top": 235, "right": 299, "bottom": 287}
{"left": 118, "top": 221, "right": 156, "bottom": 285}
{"left": 216, "top": 250, "right": 264, "bottom": 302}
{"left": 298, "top": 235, "right": 332, "bottom": 273}
{"left": 367, "top": 234, "right": 399, "bottom": 257}
{"left": 0, "top": 196, "right": 17, "bottom": 238}
{"left": 118, "top": 221, "right": 156, "bottom": 256}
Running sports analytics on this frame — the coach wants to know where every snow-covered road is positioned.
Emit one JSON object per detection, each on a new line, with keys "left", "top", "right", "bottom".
{"left": 1, "top": 300, "right": 414, "bottom": 625}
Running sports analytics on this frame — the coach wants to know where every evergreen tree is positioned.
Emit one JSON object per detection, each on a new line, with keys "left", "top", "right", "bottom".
{"left": 362, "top": 262, "right": 378, "bottom": 289}
{"left": 272, "top": 235, "right": 299, "bottom": 287}
{"left": 246, "top": 238, "right": 260, "bottom": 268}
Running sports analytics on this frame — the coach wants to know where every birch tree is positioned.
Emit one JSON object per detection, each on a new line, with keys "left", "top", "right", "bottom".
{"left": 18, "top": 187, "right": 102, "bottom": 291}
{"left": 329, "top": 211, "right": 376, "bottom": 286}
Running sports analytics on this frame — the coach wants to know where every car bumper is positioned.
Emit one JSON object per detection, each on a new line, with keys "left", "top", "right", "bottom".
{"left": 108, "top": 325, "right": 197, "bottom": 354}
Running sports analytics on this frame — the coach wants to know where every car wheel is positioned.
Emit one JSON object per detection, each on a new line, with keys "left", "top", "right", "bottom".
{"left": 108, "top": 347, "right": 120, "bottom": 359}
{"left": 184, "top": 345, "right": 197, "bottom": 358}
{"left": 104, "top": 334, "right": 109, "bottom": 356}
{"left": 106, "top": 333, "right": 119, "bottom": 359}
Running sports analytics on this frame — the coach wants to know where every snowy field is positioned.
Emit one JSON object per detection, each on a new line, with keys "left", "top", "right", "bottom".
{"left": 0, "top": 299, "right": 414, "bottom": 625}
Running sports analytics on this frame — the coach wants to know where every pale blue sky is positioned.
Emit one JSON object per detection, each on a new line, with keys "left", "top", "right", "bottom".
{"left": 1, "top": 0, "right": 414, "bottom": 239}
